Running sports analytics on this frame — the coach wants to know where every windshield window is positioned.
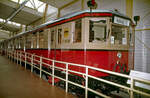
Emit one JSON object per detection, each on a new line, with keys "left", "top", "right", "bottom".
{"left": 111, "top": 25, "right": 127, "bottom": 45}
{"left": 89, "top": 19, "right": 107, "bottom": 42}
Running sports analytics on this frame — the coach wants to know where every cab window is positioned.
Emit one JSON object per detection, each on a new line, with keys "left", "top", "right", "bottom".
{"left": 111, "top": 24, "right": 127, "bottom": 45}
{"left": 89, "top": 19, "right": 107, "bottom": 42}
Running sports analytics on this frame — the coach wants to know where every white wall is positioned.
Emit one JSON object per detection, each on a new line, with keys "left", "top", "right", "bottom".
{"left": 133, "top": 0, "right": 150, "bottom": 73}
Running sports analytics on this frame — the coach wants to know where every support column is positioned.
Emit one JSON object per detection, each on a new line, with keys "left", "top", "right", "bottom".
{"left": 43, "top": 4, "right": 48, "bottom": 23}
{"left": 126, "top": 0, "right": 133, "bottom": 18}
{"left": 81, "top": 0, "right": 85, "bottom": 10}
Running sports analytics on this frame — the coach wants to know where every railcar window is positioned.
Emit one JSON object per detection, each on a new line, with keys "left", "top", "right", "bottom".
{"left": 32, "top": 34, "right": 37, "bottom": 48}
{"left": 15, "top": 39, "right": 18, "bottom": 49}
{"left": 38, "top": 30, "right": 48, "bottom": 48}
{"left": 58, "top": 28, "right": 62, "bottom": 44}
{"left": 74, "top": 19, "right": 81, "bottom": 43}
{"left": 26, "top": 35, "right": 31, "bottom": 49}
{"left": 63, "top": 27, "right": 70, "bottom": 43}
{"left": 20, "top": 37, "right": 24, "bottom": 49}
{"left": 51, "top": 30, "right": 55, "bottom": 45}
{"left": 89, "top": 20, "right": 107, "bottom": 42}
{"left": 39, "top": 32, "right": 44, "bottom": 48}
{"left": 129, "top": 27, "right": 134, "bottom": 46}
{"left": 18, "top": 39, "right": 20, "bottom": 49}
{"left": 111, "top": 25, "right": 127, "bottom": 45}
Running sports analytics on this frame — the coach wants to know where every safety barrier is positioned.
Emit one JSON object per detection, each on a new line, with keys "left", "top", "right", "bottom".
{"left": 4, "top": 50, "right": 150, "bottom": 98}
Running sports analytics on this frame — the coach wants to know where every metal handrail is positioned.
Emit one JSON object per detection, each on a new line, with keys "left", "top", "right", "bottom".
{"left": 5, "top": 50, "right": 150, "bottom": 98}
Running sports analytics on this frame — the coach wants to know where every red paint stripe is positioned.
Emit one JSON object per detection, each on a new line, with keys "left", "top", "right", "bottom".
{"left": 47, "top": 13, "right": 112, "bottom": 28}
{"left": 31, "top": 13, "right": 112, "bottom": 33}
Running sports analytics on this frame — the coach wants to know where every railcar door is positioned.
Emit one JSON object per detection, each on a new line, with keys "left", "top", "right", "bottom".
{"left": 84, "top": 17, "right": 110, "bottom": 77}
{"left": 48, "top": 27, "right": 57, "bottom": 60}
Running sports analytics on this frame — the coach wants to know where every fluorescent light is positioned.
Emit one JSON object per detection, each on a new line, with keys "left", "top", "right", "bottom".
{"left": 0, "top": 18, "right": 4, "bottom": 22}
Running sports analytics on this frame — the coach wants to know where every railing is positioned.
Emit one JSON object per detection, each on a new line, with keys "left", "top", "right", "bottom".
{"left": 4, "top": 50, "right": 150, "bottom": 98}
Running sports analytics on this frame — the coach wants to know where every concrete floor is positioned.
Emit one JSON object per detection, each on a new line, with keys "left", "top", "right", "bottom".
{"left": 0, "top": 55, "right": 75, "bottom": 98}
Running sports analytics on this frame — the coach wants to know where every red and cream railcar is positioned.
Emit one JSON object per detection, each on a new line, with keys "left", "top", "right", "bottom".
{"left": 1, "top": 10, "right": 134, "bottom": 79}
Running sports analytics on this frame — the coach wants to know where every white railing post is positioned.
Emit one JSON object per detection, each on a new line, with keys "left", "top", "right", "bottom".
{"left": 66, "top": 63, "right": 69, "bottom": 92}
{"left": 13, "top": 51, "right": 15, "bottom": 62}
{"left": 130, "top": 77, "right": 134, "bottom": 98}
{"left": 20, "top": 51, "right": 22, "bottom": 65}
{"left": 25, "top": 52, "right": 27, "bottom": 69}
{"left": 10, "top": 51, "right": 11, "bottom": 61}
{"left": 10, "top": 51, "right": 12, "bottom": 61}
{"left": 9, "top": 51, "right": 11, "bottom": 60}
{"left": 10, "top": 51, "right": 12, "bottom": 60}
{"left": 31, "top": 54, "right": 34, "bottom": 72}
{"left": 8, "top": 51, "right": 10, "bottom": 59}
{"left": 12, "top": 51, "right": 14, "bottom": 61}
{"left": 52, "top": 60, "right": 55, "bottom": 86}
{"left": 11, "top": 51, "right": 12, "bottom": 61}
{"left": 85, "top": 67, "right": 88, "bottom": 98}
{"left": 15, "top": 51, "right": 16, "bottom": 62}
{"left": 14, "top": 51, "right": 16, "bottom": 63}
{"left": 17, "top": 51, "right": 18, "bottom": 64}
{"left": 13, "top": 51, "right": 14, "bottom": 62}
{"left": 40, "top": 56, "right": 42, "bottom": 78}
{"left": 9, "top": 51, "right": 10, "bottom": 59}
{"left": 6, "top": 50, "right": 8, "bottom": 57}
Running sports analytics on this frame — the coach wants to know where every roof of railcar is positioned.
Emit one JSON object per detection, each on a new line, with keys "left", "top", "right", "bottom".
{"left": 2, "top": 9, "right": 131, "bottom": 42}
{"left": 39, "top": 9, "right": 130, "bottom": 29}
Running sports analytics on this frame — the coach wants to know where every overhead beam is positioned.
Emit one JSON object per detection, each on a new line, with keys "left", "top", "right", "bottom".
{"left": 43, "top": 3, "right": 48, "bottom": 23}
{"left": 0, "top": 0, "right": 29, "bottom": 29}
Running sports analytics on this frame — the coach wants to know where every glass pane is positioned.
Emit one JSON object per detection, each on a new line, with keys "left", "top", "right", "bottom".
{"left": 58, "top": 28, "right": 62, "bottom": 44}
{"left": 89, "top": 20, "right": 107, "bottom": 42}
{"left": 20, "top": 37, "right": 24, "bottom": 49}
{"left": 74, "top": 19, "right": 81, "bottom": 43}
{"left": 32, "top": 34, "right": 37, "bottom": 48}
{"left": 111, "top": 25, "right": 127, "bottom": 45}
{"left": 63, "top": 27, "right": 70, "bottom": 43}
{"left": 51, "top": 30, "right": 55, "bottom": 45}
{"left": 26, "top": 35, "right": 31, "bottom": 49}
{"left": 39, "top": 31, "right": 44, "bottom": 48}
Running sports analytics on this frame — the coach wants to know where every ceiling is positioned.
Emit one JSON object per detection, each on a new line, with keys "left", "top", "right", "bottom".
{"left": 0, "top": 22, "right": 20, "bottom": 32}
{"left": 0, "top": 29, "right": 10, "bottom": 41}
{"left": 0, "top": 0, "right": 76, "bottom": 33}
{"left": 0, "top": 0, "right": 43, "bottom": 32}
{"left": 40, "top": 0, "right": 74, "bottom": 8}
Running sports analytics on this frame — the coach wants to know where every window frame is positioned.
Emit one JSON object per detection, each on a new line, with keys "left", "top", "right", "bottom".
{"left": 110, "top": 23, "right": 129, "bottom": 45}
